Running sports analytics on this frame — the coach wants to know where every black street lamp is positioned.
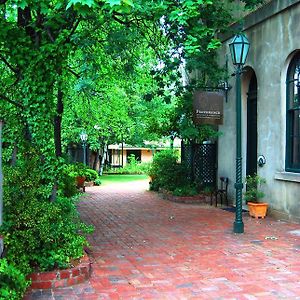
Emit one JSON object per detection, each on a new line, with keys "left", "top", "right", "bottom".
{"left": 80, "top": 130, "right": 88, "bottom": 166}
{"left": 0, "top": 119, "right": 3, "bottom": 256}
{"left": 229, "top": 33, "right": 250, "bottom": 234}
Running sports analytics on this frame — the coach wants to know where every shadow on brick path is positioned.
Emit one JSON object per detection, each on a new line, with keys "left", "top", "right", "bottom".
{"left": 25, "top": 178, "right": 300, "bottom": 299}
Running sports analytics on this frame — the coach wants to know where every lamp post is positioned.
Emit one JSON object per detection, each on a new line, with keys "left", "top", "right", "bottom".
{"left": 229, "top": 33, "right": 250, "bottom": 234}
{"left": 0, "top": 119, "right": 3, "bottom": 256}
{"left": 170, "top": 131, "right": 176, "bottom": 149}
{"left": 80, "top": 131, "right": 88, "bottom": 166}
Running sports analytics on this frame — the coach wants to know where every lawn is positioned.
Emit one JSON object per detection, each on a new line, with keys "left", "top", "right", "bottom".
{"left": 99, "top": 174, "right": 149, "bottom": 186}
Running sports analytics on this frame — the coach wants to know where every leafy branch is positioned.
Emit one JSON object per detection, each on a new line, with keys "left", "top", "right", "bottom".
{"left": 0, "top": 94, "right": 24, "bottom": 109}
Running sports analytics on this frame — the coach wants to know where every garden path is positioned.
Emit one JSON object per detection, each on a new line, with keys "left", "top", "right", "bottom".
{"left": 25, "top": 177, "right": 300, "bottom": 299}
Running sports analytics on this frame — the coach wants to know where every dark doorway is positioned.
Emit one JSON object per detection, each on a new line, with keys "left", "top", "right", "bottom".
{"left": 246, "top": 74, "right": 258, "bottom": 177}
{"left": 126, "top": 150, "right": 141, "bottom": 162}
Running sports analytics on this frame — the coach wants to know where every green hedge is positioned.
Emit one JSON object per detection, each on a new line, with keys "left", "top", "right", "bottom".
{"left": 0, "top": 148, "right": 94, "bottom": 298}
{"left": 147, "top": 150, "right": 190, "bottom": 192}
{"left": 0, "top": 259, "right": 29, "bottom": 300}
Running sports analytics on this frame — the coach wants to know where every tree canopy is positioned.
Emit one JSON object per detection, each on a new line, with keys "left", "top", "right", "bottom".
{"left": 0, "top": 0, "right": 265, "bottom": 161}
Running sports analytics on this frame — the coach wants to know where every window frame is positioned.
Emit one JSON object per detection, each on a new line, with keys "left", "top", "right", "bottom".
{"left": 286, "top": 54, "right": 300, "bottom": 172}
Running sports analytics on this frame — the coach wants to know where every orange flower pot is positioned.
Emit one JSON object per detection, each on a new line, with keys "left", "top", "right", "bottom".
{"left": 247, "top": 202, "right": 268, "bottom": 219}
{"left": 76, "top": 176, "right": 86, "bottom": 192}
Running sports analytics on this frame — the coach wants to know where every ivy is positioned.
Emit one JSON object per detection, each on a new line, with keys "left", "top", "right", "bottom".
{"left": 0, "top": 2, "right": 269, "bottom": 298}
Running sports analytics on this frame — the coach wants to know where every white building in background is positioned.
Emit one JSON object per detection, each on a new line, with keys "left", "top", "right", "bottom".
{"left": 108, "top": 138, "right": 181, "bottom": 167}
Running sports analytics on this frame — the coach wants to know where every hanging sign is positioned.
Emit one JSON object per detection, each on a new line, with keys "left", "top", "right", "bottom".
{"left": 193, "top": 91, "right": 224, "bottom": 125}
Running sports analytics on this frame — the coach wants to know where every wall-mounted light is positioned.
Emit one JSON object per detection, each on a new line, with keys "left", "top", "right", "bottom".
{"left": 218, "top": 80, "right": 232, "bottom": 102}
{"left": 257, "top": 155, "right": 266, "bottom": 167}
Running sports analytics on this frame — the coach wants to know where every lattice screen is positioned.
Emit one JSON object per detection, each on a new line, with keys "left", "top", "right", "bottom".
{"left": 181, "top": 141, "right": 217, "bottom": 188}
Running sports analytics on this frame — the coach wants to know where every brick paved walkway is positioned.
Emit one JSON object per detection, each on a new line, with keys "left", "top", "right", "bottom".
{"left": 26, "top": 177, "right": 300, "bottom": 299}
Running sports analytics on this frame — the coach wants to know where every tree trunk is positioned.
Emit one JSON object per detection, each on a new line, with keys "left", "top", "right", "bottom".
{"left": 170, "top": 136, "right": 175, "bottom": 149}
{"left": 51, "top": 82, "right": 64, "bottom": 202}
{"left": 49, "top": 182, "right": 58, "bottom": 202}
{"left": 10, "top": 142, "right": 18, "bottom": 166}
{"left": 99, "top": 144, "right": 107, "bottom": 176}
{"left": 24, "top": 122, "right": 32, "bottom": 141}
{"left": 93, "top": 149, "right": 100, "bottom": 170}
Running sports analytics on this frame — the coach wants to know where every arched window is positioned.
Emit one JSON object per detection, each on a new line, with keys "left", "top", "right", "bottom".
{"left": 286, "top": 53, "right": 300, "bottom": 172}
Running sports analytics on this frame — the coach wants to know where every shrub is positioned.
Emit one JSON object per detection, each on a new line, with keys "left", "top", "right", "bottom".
{"left": 173, "top": 185, "right": 198, "bottom": 196}
{"left": 148, "top": 150, "right": 189, "bottom": 192}
{"left": 1, "top": 152, "right": 93, "bottom": 275}
{"left": 244, "top": 174, "right": 266, "bottom": 203}
{"left": 106, "top": 155, "right": 150, "bottom": 175}
{"left": 1, "top": 195, "right": 93, "bottom": 274}
{"left": 67, "top": 163, "right": 99, "bottom": 181}
{"left": 84, "top": 168, "right": 98, "bottom": 181}
{"left": 60, "top": 166, "right": 79, "bottom": 198}
{"left": 94, "top": 178, "right": 102, "bottom": 186}
{"left": 0, "top": 258, "right": 29, "bottom": 300}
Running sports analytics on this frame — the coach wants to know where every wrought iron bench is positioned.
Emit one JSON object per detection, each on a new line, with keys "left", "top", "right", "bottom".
{"left": 210, "top": 177, "right": 229, "bottom": 207}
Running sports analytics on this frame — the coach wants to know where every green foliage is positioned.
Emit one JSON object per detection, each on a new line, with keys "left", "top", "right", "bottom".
{"left": 148, "top": 149, "right": 206, "bottom": 196}
{"left": 2, "top": 147, "right": 52, "bottom": 203}
{"left": 243, "top": 0, "right": 265, "bottom": 9}
{"left": 173, "top": 185, "right": 198, "bottom": 197}
{"left": 148, "top": 150, "right": 189, "bottom": 192}
{"left": 59, "top": 168, "right": 79, "bottom": 198}
{"left": 192, "top": 177, "right": 214, "bottom": 194}
{"left": 0, "top": 3, "right": 267, "bottom": 299}
{"left": 67, "top": 163, "right": 88, "bottom": 178}
{"left": 244, "top": 174, "right": 266, "bottom": 203}
{"left": 83, "top": 168, "right": 99, "bottom": 182}
{"left": 2, "top": 195, "right": 92, "bottom": 274}
{"left": 60, "top": 162, "right": 100, "bottom": 195}
{"left": 61, "top": 24, "right": 170, "bottom": 148}
{"left": 1, "top": 156, "right": 93, "bottom": 275}
{"left": 0, "top": 258, "right": 29, "bottom": 300}
{"left": 202, "top": 185, "right": 214, "bottom": 194}
{"left": 67, "top": 163, "right": 99, "bottom": 181}
{"left": 94, "top": 178, "right": 102, "bottom": 186}
{"left": 106, "top": 155, "right": 150, "bottom": 175}
{"left": 0, "top": 0, "right": 266, "bottom": 162}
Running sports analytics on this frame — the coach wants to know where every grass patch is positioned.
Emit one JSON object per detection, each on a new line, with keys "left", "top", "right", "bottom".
{"left": 100, "top": 174, "right": 148, "bottom": 186}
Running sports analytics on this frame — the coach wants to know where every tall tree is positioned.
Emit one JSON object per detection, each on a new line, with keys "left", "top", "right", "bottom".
{"left": 0, "top": 0, "right": 265, "bottom": 165}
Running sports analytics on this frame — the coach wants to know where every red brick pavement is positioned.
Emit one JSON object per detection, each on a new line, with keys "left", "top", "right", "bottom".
{"left": 25, "top": 178, "right": 300, "bottom": 299}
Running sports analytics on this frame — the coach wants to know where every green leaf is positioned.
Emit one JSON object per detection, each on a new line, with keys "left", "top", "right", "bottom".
{"left": 106, "top": 0, "right": 121, "bottom": 6}
{"left": 18, "top": 0, "right": 28, "bottom": 9}
{"left": 66, "top": 0, "right": 95, "bottom": 10}
{"left": 123, "top": 0, "right": 134, "bottom": 6}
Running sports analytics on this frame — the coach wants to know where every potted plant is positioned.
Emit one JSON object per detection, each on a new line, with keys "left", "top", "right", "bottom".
{"left": 75, "top": 175, "right": 86, "bottom": 192}
{"left": 69, "top": 163, "right": 87, "bottom": 192}
{"left": 244, "top": 174, "right": 268, "bottom": 219}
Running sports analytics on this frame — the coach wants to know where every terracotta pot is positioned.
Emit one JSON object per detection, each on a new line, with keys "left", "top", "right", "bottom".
{"left": 149, "top": 176, "right": 155, "bottom": 183}
{"left": 84, "top": 181, "right": 94, "bottom": 187}
{"left": 76, "top": 176, "right": 86, "bottom": 192}
{"left": 247, "top": 202, "right": 268, "bottom": 219}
